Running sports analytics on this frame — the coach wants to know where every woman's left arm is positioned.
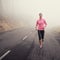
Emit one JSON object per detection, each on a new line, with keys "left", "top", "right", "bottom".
{"left": 44, "top": 20, "right": 47, "bottom": 27}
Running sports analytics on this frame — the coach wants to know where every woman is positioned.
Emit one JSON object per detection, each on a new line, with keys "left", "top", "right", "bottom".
{"left": 36, "top": 13, "right": 47, "bottom": 48}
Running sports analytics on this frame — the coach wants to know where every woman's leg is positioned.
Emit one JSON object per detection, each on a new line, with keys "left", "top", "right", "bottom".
{"left": 41, "top": 30, "right": 45, "bottom": 43}
{"left": 38, "top": 30, "right": 42, "bottom": 48}
{"left": 39, "top": 39, "right": 43, "bottom": 48}
{"left": 38, "top": 30, "right": 41, "bottom": 43}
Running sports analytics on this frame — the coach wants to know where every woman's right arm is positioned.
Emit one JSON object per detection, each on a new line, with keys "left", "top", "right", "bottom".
{"left": 35, "top": 20, "right": 38, "bottom": 30}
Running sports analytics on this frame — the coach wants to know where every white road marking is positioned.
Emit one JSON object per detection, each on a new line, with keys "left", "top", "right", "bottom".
{"left": 23, "top": 31, "right": 32, "bottom": 41}
{"left": 0, "top": 50, "right": 11, "bottom": 60}
{"left": 23, "top": 36, "right": 27, "bottom": 40}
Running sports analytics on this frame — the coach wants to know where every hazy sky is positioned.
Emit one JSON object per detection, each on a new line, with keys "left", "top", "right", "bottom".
{"left": 1, "top": 0, "right": 60, "bottom": 28}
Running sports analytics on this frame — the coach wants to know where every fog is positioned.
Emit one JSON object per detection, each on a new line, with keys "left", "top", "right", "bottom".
{"left": 0, "top": 0, "right": 60, "bottom": 28}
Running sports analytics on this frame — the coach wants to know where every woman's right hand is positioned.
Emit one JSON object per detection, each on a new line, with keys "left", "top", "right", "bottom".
{"left": 35, "top": 26, "right": 37, "bottom": 30}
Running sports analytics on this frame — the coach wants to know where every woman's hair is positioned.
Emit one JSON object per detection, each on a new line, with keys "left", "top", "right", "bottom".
{"left": 39, "top": 13, "right": 42, "bottom": 16}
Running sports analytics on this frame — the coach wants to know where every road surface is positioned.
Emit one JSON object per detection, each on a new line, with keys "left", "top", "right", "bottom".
{"left": 0, "top": 27, "right": 60, "bottom": 60}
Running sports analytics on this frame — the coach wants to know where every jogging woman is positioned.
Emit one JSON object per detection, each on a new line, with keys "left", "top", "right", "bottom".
{"left": 36, "top": 13, "right": 47, "bottom": 48}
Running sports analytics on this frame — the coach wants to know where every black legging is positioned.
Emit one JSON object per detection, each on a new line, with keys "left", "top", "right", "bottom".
{"left": 38, "top": 30, "right": 45, "bottom": 40}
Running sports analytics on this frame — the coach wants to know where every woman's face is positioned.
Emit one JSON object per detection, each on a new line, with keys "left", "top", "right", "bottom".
{"left": 39, "top": 13, "right": 42, "bottom": 19}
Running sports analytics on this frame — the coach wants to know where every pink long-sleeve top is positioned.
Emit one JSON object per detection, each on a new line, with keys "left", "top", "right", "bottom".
{"left": 36, "top": 18, "right": 47, "bottom": 30}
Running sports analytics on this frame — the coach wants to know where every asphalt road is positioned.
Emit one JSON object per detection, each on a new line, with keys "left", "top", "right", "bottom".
{"left": 0, "top": 27, "right": 60, "bottom": 60}
{"left": 0, "top": 27, "right": 35, "bottom": 60}
{"left": 27, "top": 30, "right": 60, "bottom": 60}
